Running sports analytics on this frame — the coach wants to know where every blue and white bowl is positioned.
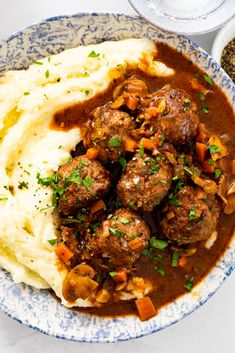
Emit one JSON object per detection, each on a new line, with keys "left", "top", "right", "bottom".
{"left": 0, "top": 13, "right": 234, "bottom": 343}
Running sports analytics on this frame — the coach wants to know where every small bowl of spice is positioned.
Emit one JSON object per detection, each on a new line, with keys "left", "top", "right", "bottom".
{"left": 212, "top": 16, "right": 235, "bottom": 82}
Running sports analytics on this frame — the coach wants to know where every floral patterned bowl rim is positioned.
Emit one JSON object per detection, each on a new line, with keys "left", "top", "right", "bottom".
{"left": 0, "top": 13, "right": 234, "bottom": 343}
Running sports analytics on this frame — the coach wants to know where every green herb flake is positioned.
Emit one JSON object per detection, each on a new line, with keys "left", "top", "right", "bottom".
{"left": 203, "top": 74, "right": 213, "bottom": 86}
{"left": 139, "top": 141, "right": 144, "bottom": 157}
{"left": 172, "top": 251, "right": 180, "bottom": 267}
{"left": 149, "top": 237, "right": 168, "bottom": 250}
{"left": 150, "top": 164, "right": 160, "bottom": 174}
{"left": 47, "top": 239, "right": 57, "bottom": 246}
{"left": 45, "top": 69, "right": 50, "bottom": 78}
{"left": 109, "top": 271, "right": 117, "bottom": 277}
{"left": 188, "top": 205, "right": 198, "bottom": 221}
{"left": 80, "top": 159, "right": 89, "bottom": 166}
{"left": 207, "top": 159, "right": 215, "bottom": 166}
{"left": 214, "top": 168, "right": 222, "bottom": 179}
{"left": 24, "top": 92, "right": 30, "bottom": 96}
{"left": 82, "top": 175, "right": 92, "bottom": 190}
{"left": 142, "top": 248, "right": 149, "bottom": 256}
{"left": 183, "top": 166, "right": 193, "bottom": 176}
{"left": 84, "top": 90, "right": 90, "bottom": 96}
{"left": 119, "top": 157, "right": 127, "bottom": 169}
{"left": 155, "top": 265, "right": 165, "bottom": 276}
{"left": 199, "top": 92, "right": 205, "bottom": 101}
{"left": 88, "top": 50, "right": 100, "bottom": 58}
{"left": 108, "top": 136, "right": 122, "bottom": 147}
{"left": 33, "top": 61, "right": 43, "bottom": 65}
{"left": 145, "top": 157, "right": 155, "bottom": 163}
{"left": 109, "top": 228, "right": 126, "bottom": 237}
{"left": 172, "top": 175, "right": 179, "bottom": 181}
{"left": 160, "top": 179, "right": 167, "bottom": 185}
{"left": 121, "top": 217, "right": 129, "bottom": 224}
{"left": 184, "top": 276, "right": 195, "bottom": 291}
{"left": 0, "top": 196, "right": 8, "bottom": 201}
{"left": 208, "top": 144, "right": 221, "bottom": 154}
{"left": 18, "top": 181, "right": 29, "bottom": 190}
{"left": 168, "top": 193, "right": 181, "bottom": 206}
{"left": 202, "top": 103, "right": 209, "bottom": 113}
{"left": 129, "top": 200, "right": 136, "bottom": 207}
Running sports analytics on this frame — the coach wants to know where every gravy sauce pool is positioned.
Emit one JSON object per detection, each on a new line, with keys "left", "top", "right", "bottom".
{"left": 52, "top": 43, "right": 235, "bottom": 317}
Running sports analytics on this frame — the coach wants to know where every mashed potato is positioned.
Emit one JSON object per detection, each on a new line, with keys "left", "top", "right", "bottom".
{"left": 0, "top": 38, "right": 174, "bottom": 307}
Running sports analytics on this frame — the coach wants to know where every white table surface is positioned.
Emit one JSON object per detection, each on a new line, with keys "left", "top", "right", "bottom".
{"left": 0, "top": 1, "right": 234, "bottom": 352}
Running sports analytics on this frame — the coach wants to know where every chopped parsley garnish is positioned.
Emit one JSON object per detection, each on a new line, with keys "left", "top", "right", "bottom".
{"left": 150, "top": 164, "right": 160, "bottom": 174}
{"left": 149, "top": 237, "right": 168, "bottom": 250}
{"left": 24, "top": 92, "right": 30, "bottom": 96}
{"left": 88, "top": 50, "right": 100, "bottom": 58}
{"left": 188, "top": 205, "right": 198, "bottom": 221}
{"left": 109, "top": 271, "right": 117, "bottom": 277}
{"left": 0, "top": 196, "right": 8, "bottom": 201}
{"left": 145, "top": 157, "right": 155, "bottom": 163}
{"left": 172, "top": 175, "right": 179, "bottom": 181}
{"left": 207, "top": 159, "right": 215, "bottom": 166}
{"left": 80, "top": 159, "right": 89, "bottom": 166}
{"left": 155, "top": 265, "right": 165, "bottom": 276}
{"left": 109, "top": 228, "right": 126, "bottom": 237}
{"left": 84, "top": 90, "right": 90, "bottom": 96}
{"left": 18, "top": 181, "right": 29, "bottom": 189}
{"left": 203, "top": 74, "right": 213, "bottom": 86}
{"left": 121, "top": 217, "right": 129, "bottom": 224}
{"left": 91, "top": 223, "right": 100, "bottom": 232}
{"left": 47, "top": 239, "right": 57, "bottom": 246}
{"left": 214, "top": 168, "right": 222, "bottom": 179}
{"left": 208, "top": 144, "right": 221, "bottom": 154}
{"left": 172, "top": 251, "right": 180, "bottom": 267}
{"left": 33, "top": 61, "right": 43, "bottom": 65}
{"left": 199, "top": 92, "right": 205, "bottom": 101}
{"left": 159, "top": 135, "right": 165, "bottom": 141}
{"left": 184, "top": 276, "right": 195, "bottom": 291}
{"left": 183, "top": 166, "right": 193, "bottom": 176}
{"left": 168, "top": 193, "right": 181, "bottom": 206}
{"left": 82, "top": 175, "right": 92, "bottom": 190}
{"left": 142, "top": 248, "right": 149, "bottom": 256}
{"left": 129, "top": 200, "right": 136, "bottom": 207}
{"left": 202, "top": 103, "right": 209, "bottom": 113}
{"left": 139, "top": 141, "right": 144, "bottom": 157}
{"left": 119, "top": 157, "right": 127, "bottom": 169}
{"left": 160, "top": 179, "right": 167, "bottom": 185}
{"left": 45, "top": 69, "right": 50, "bottom": 78}
{"left": 183, "top": 98, "right": 191, "bottom": 112}
{"left": 108, "top": 136, "right": 122, "bottom": 147}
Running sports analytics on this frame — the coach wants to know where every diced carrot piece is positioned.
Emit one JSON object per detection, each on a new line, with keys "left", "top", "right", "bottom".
{"left": 123, "top": 138, "right": 137, "bottom": 152}
{"left": 86, "top": 147, "right": 99, "bottom": 159}
{"left": 90, "top": 199, "right": 106, "bottom": 214}
{"left": 135, "top": 297, "right": 158, "bottom": 321}
{"left": 125, "top": 94, "right": 139, "bottom": 110}
{"left": 231, "top": 160, "right": 235, "bottom": 175}
{"left": 153, "top": 133, "right": 164, "bottom": 147}
{"left": 56, "top": 244, "right": 74, "bottom": 263}
{"left": 113, "top": 270, "right": 127, "bottom": 283}
{"left": 196, "top": 142, "right": 207, "bottom": 162}
{"left": 179, "top": 256, "right": 188, "bottom": 267}
{"left": 139, "top": 138, "right": 155, "bottom": 151}
{"left": 128, "top": 237, "right": 143, "bottom": 250}
{"left": 202, "top": 160, "right": 215, "bottom": 173}
{"left": 197, "top": 123, "right": 207, "bottom": 142}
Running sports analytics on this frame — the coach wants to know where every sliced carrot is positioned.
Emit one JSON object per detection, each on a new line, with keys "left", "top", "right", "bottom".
{"left": 196, "top": 142, "right": 207, "bottom": 162}
{"left": 123, "top": 138, "right": 137, "bottom": 152}
{"left": 197, "top": 123, "right": 207, "bottom": 142}
{"left": 139, "top": 138, "right": 155, "bottom": 151}
{"left": 86, "top": 147, "right": 99, "bottom": 159}
{"left": 128, "top": 237, "right": 143, "bottom": 250}
{"left": 90, "top": 199, "right": 106, "bottom": 214}
{"left": 125, "top": 94, "right": 139, "bottom": 110}
{"left": 153, "top": 133, "right": 164, "bottom": 147}
{"left": 113, "top": 270, "right": 127, "bottom": 283}
{"left": 135, "top": 297, "right": 158, "bottom": 321}
{"left": 179, "top": 256, "right": 188, "bottom": 267}
{"left": 56, "top": 244, "right": 74, "bottom": 263}
{"left": 231, "top": 160, "right": 235, "bottom": 175}
{"left": 202, "top": 160, "right": 215, "bottom": 173}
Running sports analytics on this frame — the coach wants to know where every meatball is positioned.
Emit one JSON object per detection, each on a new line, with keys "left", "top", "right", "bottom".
{"left": 83, "top": 106, "right": 136, "bottom": 162}
{"left": 58, "top": 156, "right": 111, "bottom": 215}
{"left": 161, "top": 185, "right": 220, "bottom": 244}
{"left": 117, "top": 153, "right": 172, "bottom": 212}
{"left": 88, "top": 208, "right": 150, "bottom": 268}
{"left": 139, "top": 85, "right": 199, "bottom": 144}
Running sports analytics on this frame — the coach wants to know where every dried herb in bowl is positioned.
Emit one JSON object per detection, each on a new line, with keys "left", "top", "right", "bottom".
{"left": 221, "top": 38, "right": 235, "bottom": 82}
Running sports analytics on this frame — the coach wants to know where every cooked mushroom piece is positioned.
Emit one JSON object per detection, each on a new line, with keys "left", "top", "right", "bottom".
{"left": 62, "top": 264, "right": 98, "bottom": 302}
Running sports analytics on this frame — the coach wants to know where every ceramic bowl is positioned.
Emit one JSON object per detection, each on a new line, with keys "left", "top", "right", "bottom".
{"left": 211, "top": 16, "right": 235, "bottom": 64}
{"left": 0, "top": 13, "right": 234, "bottom": 343}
